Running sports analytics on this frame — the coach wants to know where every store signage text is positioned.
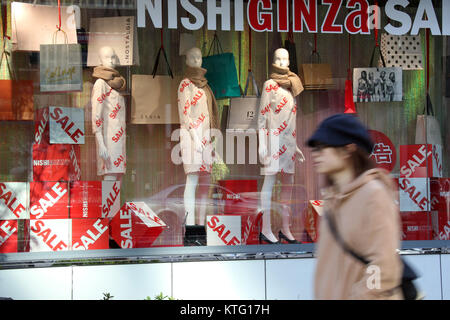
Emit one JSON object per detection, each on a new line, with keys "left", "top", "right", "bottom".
{"left": 137, "top": 0, "right": 450, "bottom": 36}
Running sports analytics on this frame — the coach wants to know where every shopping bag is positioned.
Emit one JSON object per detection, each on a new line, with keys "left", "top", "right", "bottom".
{"left": 131, "top": 43, "right": 181, "bottom": 124}
{"left": 10, "top": 2, "right": 78, "bottom": 51}
{"left": 228, "top": 70, "right": 260, "bottom": 130}
{"left": 40, "top": 30, "right": 82, "bottom": 92}
{"left": 202, "top": 34, "right": 241, "bottom": 100}
{"left": 415, "top": 95, "right": 443, "bottom": 146}
{"left": 300, "top": 51, "right": 334, "bottom": 90}
{"left": 380, "top": 33, "right": 423, "bottom": 70}
{"left": 87, "top": 16, "right": 139, "bottom": 66}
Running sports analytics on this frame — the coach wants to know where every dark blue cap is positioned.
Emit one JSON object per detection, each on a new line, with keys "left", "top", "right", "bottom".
{"left": 306, "top": 114, "right": 374, "bottom": 154}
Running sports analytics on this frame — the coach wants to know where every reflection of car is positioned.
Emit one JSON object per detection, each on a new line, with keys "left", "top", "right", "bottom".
{"left": 135, "top": 183, "right": 293, "bottom": 246}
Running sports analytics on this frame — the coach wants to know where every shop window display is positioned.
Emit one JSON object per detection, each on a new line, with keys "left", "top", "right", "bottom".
{"left": 0, "top": 0, "right": 448, "bottom": 258}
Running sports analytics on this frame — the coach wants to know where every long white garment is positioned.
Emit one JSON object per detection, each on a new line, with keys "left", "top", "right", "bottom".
{"left": 177, "top": 78, "right": 213, "bottom": 174}
{"left": 258, "top": 79, "right": 298, "bottom": 175}
{"left": 91, "top": 79, "right": 126, "bottom": 175}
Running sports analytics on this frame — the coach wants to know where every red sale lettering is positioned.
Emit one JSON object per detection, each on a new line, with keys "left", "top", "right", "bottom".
{"left": 399, "top": 179, "right": 429, "bottom": 210}
{"left": 191, "top": 90, "right": 204, "bottom": 107}
{"left": 0, "top": 183, "right": 26, "bottom": 219}
{"left": 30, "top": 182, "right": 68, "bottom": 219}
{"left": 73, "top": 219, "right": 108, "bottom": 250}
{"left": 273, "top": 144, "right": 288, "bottom": 160}
{"left": 321, "top": 0, "right": 343, "bottom": 33}
{"left": 260, "top": 104, "right": 271, "bottom": 116}
{"left": 97, "top": 88, "right": 114, "bottom": 104}
{"left": 247, "top": 0, "right": 273, "bottom": 32}
{"left": 293, "top": 0, "right": 318, "bottom": 32}
{"left": 183, "top": 100, "right": 190, "bottom": 115}
{"left": 344, "top": 0, "right": 370, "bottom": 34}
{"left": 275, "top": 97, "right": 288, "bottom": 113}
{"left": 400, "top": 145, "right": 432, "bottom": 178}
{"left": 180, "top": 80, "right": 191, "bottom": 93}
{"left": 208, "top": 217, "right": 240, "bottom": 245}
{"left": 274, "top": 121, "right": 288, "bottom": 136}
{"left": 95, "top": 118, "right": 103, "bottom": 128}
{"left": 109, "top": 103, "right": 122, "bottom": 119}
{"left": 31, "top": 220, "right": 68, "bottom": 251}
{"left": 112, "top": 127, "right": 125, "bottom": 143}
{"left": 102, "top": 182, "right": 120, "bottom": 217}
{"left": 265, "top": 83, "right": 280, "bottom": 93}
{"left": 0, "top": 221, "right": 17, "bottom": 245}
{"left": 114, "top": 155, "right": 125, "bottom": 168}
{"left": 50, "top": 107, "right": 84, "bottom": 143}
{"left": 120, "top": 207, "right": 133, "bottom": 248}
{"left": 35, "top": 108, "right": 49, "bottom": 144}
{"left": 189, "top": 113, "right": 206, "bottom": 129}
{"left": 292, "top": 105, "right": 297, "bottom": 114}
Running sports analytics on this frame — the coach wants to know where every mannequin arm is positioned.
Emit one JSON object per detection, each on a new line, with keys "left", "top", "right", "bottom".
{"left": 91, "top": 79, "right": 110, "bottom": 163}
{"left": 258, "top": 81, "right": 272, "bottom": 164}
{"left": 178, "top": 81, "right": 203, "bottom": 153}
{"left": 95, "top": 131, "right": 110, "bottom": 161}
{"left": 295, "top": 146, "right": 305, "bottom": 163}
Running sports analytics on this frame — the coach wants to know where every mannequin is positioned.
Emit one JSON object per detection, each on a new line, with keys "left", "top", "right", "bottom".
{"left": 258, "top": 48, "right": 305, "bottom": 244}
{"left": 91, "top": 46, "right": 127, "bottom": 182}
{"left": 177, "top": 47, "right": 219, "bottom": 245}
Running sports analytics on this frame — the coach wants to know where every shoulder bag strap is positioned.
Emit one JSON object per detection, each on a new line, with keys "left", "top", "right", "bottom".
{"left": 324, "top": 211, "right": 370, "bottom": 265}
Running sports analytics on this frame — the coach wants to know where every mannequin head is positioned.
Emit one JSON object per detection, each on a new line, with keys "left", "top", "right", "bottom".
{"left": 273, "top": 48, "right": 290, "bottom": 68}
{"left": 186, "top": 47, "right": 202, "bottom": 68}
{"left": 99, "top": 46, "right": 118, "bottom": 69}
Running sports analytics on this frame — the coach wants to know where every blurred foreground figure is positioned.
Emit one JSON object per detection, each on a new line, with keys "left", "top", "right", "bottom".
{"left": 307, "top": 114, "right": 403, "bottom": 300}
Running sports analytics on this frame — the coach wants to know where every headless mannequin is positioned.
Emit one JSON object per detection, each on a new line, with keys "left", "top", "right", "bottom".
{"left": 178, "top": 47, "right": 217, "bottom": 243}
{"left": 92, "top": 46, "right": 125, "bottom": 182}
{"left": 259, "top": 48, "right": 305, "bottom": 244}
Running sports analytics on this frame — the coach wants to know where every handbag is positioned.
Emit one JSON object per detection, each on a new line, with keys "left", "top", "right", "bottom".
{"left": 201, "top": 33, "right": 241, "bottom": 100}
{"left": 324, "top": 211, "right": 420, "bottom": 300}
{"left": 415, "top": 95, "right": 442, "bottom": 146}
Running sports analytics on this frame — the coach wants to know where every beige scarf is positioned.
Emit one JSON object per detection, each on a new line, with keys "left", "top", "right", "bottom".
{"left": 270, "top": 64, "right": 304, "bottom": 97}
{"left": 92, "top": 66, "right": 127, "bottom": 92}
{"left": 185, "top": 66, "right": 219, "bottom": 130}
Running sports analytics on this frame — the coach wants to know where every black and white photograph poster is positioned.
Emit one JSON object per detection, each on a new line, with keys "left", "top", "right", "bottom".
{"left": 353, "top": 67, "right": 402, "bottom": 102}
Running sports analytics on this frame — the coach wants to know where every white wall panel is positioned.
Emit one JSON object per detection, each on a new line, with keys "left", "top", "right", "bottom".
{"left": 441, "top": 254, "right": 450, "bottom": 300}
{"left": 72, "top": 263, "right": 172, "bottom": 300}
{"left": 0, "top": 267, "right": 72, "bottom": 300}
{"left": 403, "top": 254, "right": 442, "bottom": 300}
{"left": 266, "top": 258, "right": 316, "bottom": 300}
{"left": 172, "top": 260, "right": 265, "bottom": 300}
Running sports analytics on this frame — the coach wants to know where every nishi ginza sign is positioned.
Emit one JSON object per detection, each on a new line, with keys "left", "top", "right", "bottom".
{"left": 137, "top": 0, "right": 450, "bottom": 35}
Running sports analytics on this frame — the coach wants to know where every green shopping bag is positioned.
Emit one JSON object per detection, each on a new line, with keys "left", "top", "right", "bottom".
{"left": 202, "top": 34, "right": 241, "bottom": 100}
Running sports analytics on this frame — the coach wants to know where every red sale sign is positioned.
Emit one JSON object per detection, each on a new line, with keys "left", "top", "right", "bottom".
{"left": 303, "top": 200, "right": 324, "bottom": 243}
{"left": 32, "top": 143, "right": 81, "bottom": 182}
{"left": 30, "top": 181, "right": 69, "bottom": 219}
{"left": 72, "top": 218, "right": 109, "bottom": 250}
{"left": 207, "top": 215, "right": 242, "bottom": 246}
{"left": 400, "top": 144, "right": 442, "bottom": 178}
{"left": 398, "top": 178, "right": 430, "bottom": 212}
{"left": 0, "top": 182, "right": 29, "bottom": 220}
{"left": 110, "top": 202, "right": 166, "bottom": 249}
{"left": 400, "top": 211, "right": 432, "bottom": 241}
{"left": 0, "top": 220, "right": 18, "bottom": 253}
{"left": 30, "top": 219, "right": 70, "bottom": 252}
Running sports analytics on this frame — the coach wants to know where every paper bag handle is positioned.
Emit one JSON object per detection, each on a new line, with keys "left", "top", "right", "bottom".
{"left": 243, "top": 70, "right": 260, "bottom": 97}
{"left": 152, "top": 30, "right": 173, "bottom": 78}
{"left": 52, "top": 28, "right": 68, "bottom": 45}
{"left": 207, "top": 32, "right": 223, "bottom": 56}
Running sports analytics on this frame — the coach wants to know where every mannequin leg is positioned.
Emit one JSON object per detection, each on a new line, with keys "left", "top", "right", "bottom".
{"left": 184, "top": 173, "right": 199, "bottom": 226}
{"left": 260, "top": 174, "right": 278, "bottom": 243}
{"left": 279, "top": 173, "right": 296, "bottom": 241}
{"left": 196, "top": 172, "right": 211, "bottom": 226}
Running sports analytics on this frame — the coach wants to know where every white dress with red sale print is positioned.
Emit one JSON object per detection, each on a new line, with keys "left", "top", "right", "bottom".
{"left": 258, "top": 79, "right": 298, "bottom": 175}
{"left": 177, "top": 78, "right": 213, "bottom": 174}
{"left": 91, "top": 79, "right": 126, "bottom": 175}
